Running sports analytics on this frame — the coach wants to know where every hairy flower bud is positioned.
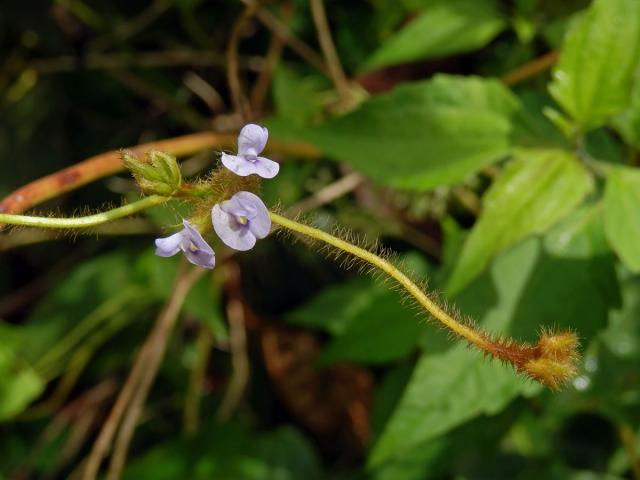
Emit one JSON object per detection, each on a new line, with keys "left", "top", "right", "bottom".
{"left": 122, "top": 149, "right": 182, "bottom": 196}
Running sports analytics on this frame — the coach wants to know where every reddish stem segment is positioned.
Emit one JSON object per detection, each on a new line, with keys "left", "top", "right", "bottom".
{"left": 0, "top": 132, "right": 321, "bottom": 215}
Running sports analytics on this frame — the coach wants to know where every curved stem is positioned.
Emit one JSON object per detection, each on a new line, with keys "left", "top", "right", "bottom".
{"left": 269, "top": 212, "right": 492, "bottom": 352}
{"left": 0, "top": 195, "right": 166, "bottom": 229}
{"left": 310, "top": 0, "right": 351, "bottom": 104}
{"left": 269, "top": 212, "right": 580, "bottom": 389}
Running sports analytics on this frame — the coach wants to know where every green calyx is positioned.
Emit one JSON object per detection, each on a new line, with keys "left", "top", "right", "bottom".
{"left": 122, "top": 150, "right": 183, "bottom": 196}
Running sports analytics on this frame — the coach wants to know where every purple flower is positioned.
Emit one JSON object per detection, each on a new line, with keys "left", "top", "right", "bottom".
{"left": 211, "top": 191, "right": 271, "bottom": 251}
{"left": 155, "top": 219, "right": 215, "bottom": 269}
{"left": 221, "top": 124, "right": 280, "bottom": 179}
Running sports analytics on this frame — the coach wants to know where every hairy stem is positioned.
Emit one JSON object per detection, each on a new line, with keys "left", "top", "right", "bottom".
{"left": 269, "top": 212, "right": 579, "bottom": 389}
{"left": 269, "top": 212, "right": 491, "bottom": 351}
{"left": 0, "top": 196, "right": 166, "bottom": 229}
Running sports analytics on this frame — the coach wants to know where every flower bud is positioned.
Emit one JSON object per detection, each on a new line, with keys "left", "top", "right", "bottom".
{"left": 121, "top": 150, "right": 182, "bottom": 196}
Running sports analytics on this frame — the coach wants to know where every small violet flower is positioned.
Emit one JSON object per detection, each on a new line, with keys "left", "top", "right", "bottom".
{"left": 221, "top": 124, "right": 280, "bottom": 179}
{"left": 212, "top": 191, "right": 271, "bottom": 251}
{"left": 155, "top": 219, "right": 215, "bottom": 269}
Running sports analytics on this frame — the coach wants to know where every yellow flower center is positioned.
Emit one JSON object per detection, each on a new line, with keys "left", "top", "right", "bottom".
{"left": 237, "top": 215, "right": 248, "bottom": 225}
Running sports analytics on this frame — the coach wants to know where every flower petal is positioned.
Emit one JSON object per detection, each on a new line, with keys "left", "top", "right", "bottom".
{"left": 181, "top": 220, "right": 216, "bottom": 269}
{"left": 221, "top": 153, "right": 258, "bottom": 177}
{"left": 233, "top": 191, "right": 271, "bottom": 239}
{"left": 219, "top": 194, "right": 248, "bottom": 217}
{"left": 253, "top": 156, "right": 280, "bottom": 179}
{"left": 212, "top": 204, "right": 257, "bottom": 251}
{"left": 237, "top": 124, "right": 268, "bottom": 156}
{"left": 183, "top": 247, "right": 215, "bottom": 269}
{"left": 155, "top": 231, "right": 184, "bottom": 257}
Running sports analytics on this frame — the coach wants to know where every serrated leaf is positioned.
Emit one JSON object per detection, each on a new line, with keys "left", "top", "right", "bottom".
{"left": 447, "top": 149, "right": 593, "bottom": 295}
{"left": 604, "top": 166, "right": 640, "bottom": 272}
{"left": 548, "top": 0, "right": 640, "bottom": 131}
{"left": 295, "top": 75, "right": 533, "bottom": 190}
{"left": 363, "top": 0, "right": 505, "bottom": 71}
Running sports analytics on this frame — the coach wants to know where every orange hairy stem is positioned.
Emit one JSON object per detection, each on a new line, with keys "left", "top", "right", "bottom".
{"left": 270, "top": 212, "right": 580, "bottom": 389}
{"left": 0, "top": 132, "right": 321, "bottom": 215}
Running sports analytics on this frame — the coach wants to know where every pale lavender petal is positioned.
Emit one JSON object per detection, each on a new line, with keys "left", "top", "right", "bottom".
{"left": 253, "top": 156, "right": 280, "bottom": 179}
{"left": 233, "top": 191, "right": 271, "bottom": 239}
{"left": 212, "top": 204, "right": 257, "bottom": 251}
{"left": 221, "top": 153, "right": 259, "bottom": 177}
{"left": 183, "top": 247, "right": 215, "bottom": 269}
{"left": 181, "top": 220, "right": 216, "bottom": 269}
{"left": 237, "top": 124, "right": 268, "bottom": 157}
{"left": 155, "top": 231, "right": 184, "bottom": 257}
{"left": 219, "top": 195, "right": 248, "bottom": 217}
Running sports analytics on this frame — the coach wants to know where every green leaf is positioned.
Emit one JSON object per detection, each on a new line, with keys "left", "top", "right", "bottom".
{"left": 295, "top": 75, "right": 531, "bottom": 190}
{"left": 0, "top": 323, "right": 44, "bottom": 420}
{"left": 604, "top": 166, "right": 640, "bottom": 272}
{"left": 369, "top": 212, "right": 620, "bottom": 472}
{"left": 602, "top": 265, "right": 640, "bottom": 359}
{"left": 612, "top": 77, "right": 640, "bottom": 149}
{"left": 272, "top": 67, "right": 327, "bottom": 126}
{"left": 548, "top": 0, "right": 640, "bottom": 131}
{"left": 124, "top": 423, "right": 322, "bottom": 480}
{"left": 287, "top": 277, "right": 382, "bottom": 335}
{"left": 289, "top": 255, "right": 432, "bottom": 365}
{"left": 317, "top": 291, "right": 423, "bottom": 365}
{"left": 363, "top": 0, "right": 505, "bottom": 71}
{"left": 512, "top": 205, "right": 620, "bottom": 342}
{"left": 368, "top": 345, "right": 537, "bottom": 467}
{"left": 447, "top": 149, "right": 593, "bottom": 294}
{"left": 185, "top": 276, "right": 228, "bottom": 342}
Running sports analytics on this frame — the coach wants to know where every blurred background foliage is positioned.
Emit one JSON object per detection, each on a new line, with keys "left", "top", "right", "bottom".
{"left": 1, "top": 0, "right": 640, "bottom": 478}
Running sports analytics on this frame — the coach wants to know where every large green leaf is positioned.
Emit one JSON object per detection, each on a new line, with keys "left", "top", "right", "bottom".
{"left": 363, "top": 0, "right": 505, "bottom": 71}
{"left": 296, "top": 75, "right": 535, "bottom": 190}
{"left": 548, "top": 0, "right": 640, "bottom": 131}
{"left": 512, "top": 205, "right": 620, "bottom": 342}
{"left": 447, "top": 149, "right": 593, "bottom": 295}
{"left": 603, "top": 166, "right": 640, "bottom": 272}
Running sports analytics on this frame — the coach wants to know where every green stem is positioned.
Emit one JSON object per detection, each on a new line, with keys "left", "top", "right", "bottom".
{"left": 0, "top": 195, "right": 167, "bottom": 229}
